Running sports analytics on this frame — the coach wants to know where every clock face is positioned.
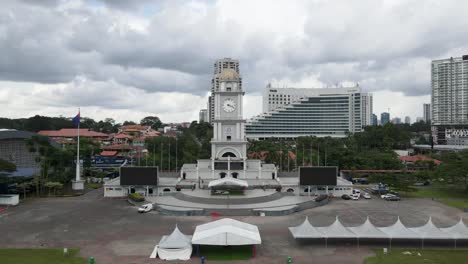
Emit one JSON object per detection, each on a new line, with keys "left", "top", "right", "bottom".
{"left": 223, "top": 99, "right": 236, "bottom": 112}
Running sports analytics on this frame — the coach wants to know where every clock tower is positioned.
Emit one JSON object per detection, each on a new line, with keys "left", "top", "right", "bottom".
{"left": 211, "top": 68, "right": 247, "bottom": 161}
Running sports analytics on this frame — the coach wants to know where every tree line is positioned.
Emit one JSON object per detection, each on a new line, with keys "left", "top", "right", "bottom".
{"left": 0, "top": 115, "right": 164, "bottom": 133}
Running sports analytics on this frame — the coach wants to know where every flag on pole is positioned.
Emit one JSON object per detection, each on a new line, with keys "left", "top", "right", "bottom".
{"left": 72, "top": 111, "right": 80, "bottom": 127}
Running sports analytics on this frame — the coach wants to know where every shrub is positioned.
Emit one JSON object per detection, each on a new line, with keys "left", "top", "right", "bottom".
{"left": 129, "top": 193, "right": 145, "bottom": 202}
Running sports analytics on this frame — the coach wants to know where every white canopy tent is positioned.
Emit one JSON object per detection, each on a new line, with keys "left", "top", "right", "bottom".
{"left": 316, "top": 216, "right": 356, "bottom": 239}
{"left": 315, "top": 216, "right": 357, "bottom": 248}
{"left": 409, "top": 217, "right": 454, "bottom": 248}
{"left": 156, "top": 225, "right": 193, "bottom": 261}
{"left": 378, "top": 217, "right": 419, "bottom": 240}
{"left": 440, "top": 218, "right": 468, "bottom": 239}
{"left": 441, "top": 218, "right": 468, "bottom": 248}
{"left": 208, "top": 177, "right": 248, "bottom": 189}
{"left": 289, "top": 216, "right": 325, "bottom": 239}
{"left": 192, "top": 218, "right": 261, "bottom": 246}
{"left": 348, "top": 217, "right": 388, "bottom": 239}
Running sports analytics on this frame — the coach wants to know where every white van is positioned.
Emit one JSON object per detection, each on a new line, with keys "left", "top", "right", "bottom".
{"left": 353, "top": 189, "right": 361, "bottom": 198}
{"left": 138, "top": 203, "right": 153, "bottom": 213}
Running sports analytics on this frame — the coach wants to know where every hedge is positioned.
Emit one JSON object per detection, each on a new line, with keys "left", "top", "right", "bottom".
{"left": 129, "top": 193, "right": 145, "bottom": 202}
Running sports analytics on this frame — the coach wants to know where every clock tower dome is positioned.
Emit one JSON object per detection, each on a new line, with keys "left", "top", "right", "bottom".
{"left": 211, "top": 68, "right": 247, "bottom": 161}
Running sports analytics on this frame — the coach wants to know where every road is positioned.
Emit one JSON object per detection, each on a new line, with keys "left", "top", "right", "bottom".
{"left": 1, "top": 189, "right": 464, "bottom": 264}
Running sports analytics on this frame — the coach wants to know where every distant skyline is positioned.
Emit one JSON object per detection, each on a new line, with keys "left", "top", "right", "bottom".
{"left": 1, "top": 0, "right": 466, "bottom": 123}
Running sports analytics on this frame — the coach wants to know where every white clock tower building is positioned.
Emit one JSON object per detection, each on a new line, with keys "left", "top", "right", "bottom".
{"left": 211, "top": 68, "right": 247, "bottom": 161}
{"left": 181, "top": 59, "right": 277, "bottom": 185}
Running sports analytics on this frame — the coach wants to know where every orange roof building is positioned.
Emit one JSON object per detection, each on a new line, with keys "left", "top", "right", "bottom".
{"left": 399, "top": 155, "right": 442, "bottom": 165}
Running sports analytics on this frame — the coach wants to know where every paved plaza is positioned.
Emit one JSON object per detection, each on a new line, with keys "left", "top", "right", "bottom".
{"left": 1, "top": 189, "right": 465, "bottom": 264}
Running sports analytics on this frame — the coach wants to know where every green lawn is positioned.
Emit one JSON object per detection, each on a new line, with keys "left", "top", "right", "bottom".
{"left": 405, "top": 187, "right": 468, "bottom": 210}
{"left": 85, "top": 182, "right": 102, "bottom": 189}
{"left": 0, "top": 249, "right": 87, "bottom": 264}
{"left": 199, "top": 245, "right": 253, "bottom": 261}
{"left": 365, "top": 249, "right": 468, "bottom": 264}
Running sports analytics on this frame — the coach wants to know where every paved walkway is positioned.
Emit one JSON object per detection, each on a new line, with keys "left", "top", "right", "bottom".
{"left": 148, "top": 195, "right": 315, "bottom": 209}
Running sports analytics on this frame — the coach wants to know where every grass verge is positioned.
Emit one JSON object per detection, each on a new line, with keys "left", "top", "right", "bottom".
{"left": 199, "top": 245, "right": 253, "bottom": 261}
{"left": 365, "top": 249, "right": 468, "bottom": 264}
{"left": 405, "top": 187, "right": 468, "bottom": 210}
{"left": 0, "top": 248, "right": 87, "bottom": 264}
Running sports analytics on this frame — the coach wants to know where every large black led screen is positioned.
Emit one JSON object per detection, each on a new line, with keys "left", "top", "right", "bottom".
{"left": 214, "top": 162, "right": 228, "bottom": 170}
{"left": 120, "top": 167, "right": 158, "bottom": 186}
{"left": 299, "top": 167, "right": 337, "bottom": 185}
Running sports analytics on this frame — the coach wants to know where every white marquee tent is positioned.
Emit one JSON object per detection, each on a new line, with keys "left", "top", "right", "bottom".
{"left": 156, "top": 225, "right": 193, "bottom": 261}
{"left": 348, "top": 217, "right": 388, "bottom": 239}
{"left": 208, "top": 177, "right": 248, "bottom": 189}
{"left": 316, "top": 216, "right": 356, "bottom": 238}
{"left": 289, "top": 216, "right": 468, "bottom": 248}
{"left": 192, "top": 218, "right": 261, "bottom": 246}
{"left": 378, "top": 217, "right": 419, "bottom": 239}
{"left": 409, "top": 217, "right": 454, "bottom": 240}
{"left": 289, "top": 216, "right": 325, "bottom": 239}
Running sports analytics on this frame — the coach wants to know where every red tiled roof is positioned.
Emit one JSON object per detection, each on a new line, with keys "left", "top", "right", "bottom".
{"left": 114, "top": 133, "right": 133, "bottom": 139}
{"left": 102, "top": 144, "right": 143, "bottom": 150}
{"left": 399, "top": 155, "right": 442, "bottom": 165}
{"left": 120, "top": 125, "right": 149, "bottom": 131}
{"left": 164, "top": 131, "right": 177, "bottom": 137}
{"left": 100, "top": 150, "right": 118, "bottom": 156}
{"left": 38, "top": 128, "right": 109, "bottom": 138}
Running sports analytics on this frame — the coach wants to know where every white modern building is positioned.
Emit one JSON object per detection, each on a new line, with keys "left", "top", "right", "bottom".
{"left": 431, "top": 55, "right": 468, "bottom": 145}
{"left": 199, "top": 109, "right": 208, "bottom": 123}
{"left": 246, "top": 85, "right": 372, "bottom": 139}
{"left": 423, "top": 103, "right": 431, "bottom": 123}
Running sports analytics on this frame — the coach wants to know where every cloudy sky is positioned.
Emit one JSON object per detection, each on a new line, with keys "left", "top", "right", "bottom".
{"left": 1, "top": 0, "right": 467, "bottom": 124}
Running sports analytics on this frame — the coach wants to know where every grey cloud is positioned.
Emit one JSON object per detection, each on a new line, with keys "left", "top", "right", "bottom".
{"left": 1, "top": 0, "right": 468, "bottom": 101}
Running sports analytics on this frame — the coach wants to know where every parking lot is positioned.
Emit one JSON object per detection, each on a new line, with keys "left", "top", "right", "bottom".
{"left": 0, "top": 189, "right": 465, "bottom": 264}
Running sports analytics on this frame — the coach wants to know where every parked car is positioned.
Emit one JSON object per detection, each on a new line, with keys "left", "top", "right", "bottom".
{"left": 353, "top": 189, "right": 361, "bottom": 198}
{"left": 350, "top": 194, "right": 359, "bottom": 200}
{"left": 363, "top": 193, "right": 371, "bottom": 199}
{"left": 138, "top": 203, "right": 153, "bottom": 213}
{"left": 315, "top": 194, "right": 328, "bottom": 202}
{"left": 381, "top": 194, "right": 396, "bottom": 199}
{"left": 341, "top": 194, "right": 351, "bottom": 200}
{"left": 385, "top": 196, "right": 401, "bottom": 201}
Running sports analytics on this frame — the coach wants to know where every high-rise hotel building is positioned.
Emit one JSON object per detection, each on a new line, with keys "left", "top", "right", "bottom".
{"left": 431, "top": 55, "right": 468, "bottom": 145}
{"left": 246, "top": 85, "right": 373, "bottom": 139}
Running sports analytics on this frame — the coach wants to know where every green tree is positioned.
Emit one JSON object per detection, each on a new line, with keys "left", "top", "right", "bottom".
{"left": 140, "top": 116, "right": 163, "bottom": 129}
{"left": 0, "top": 159, "right": 16, "bottom": 172}
{"left": 434, "top": 150, "right": 468, "bottom": 191}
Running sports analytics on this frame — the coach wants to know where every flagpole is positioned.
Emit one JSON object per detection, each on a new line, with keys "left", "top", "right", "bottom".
{"left": 76, "top": 108, "right": 80, "bottom": 182}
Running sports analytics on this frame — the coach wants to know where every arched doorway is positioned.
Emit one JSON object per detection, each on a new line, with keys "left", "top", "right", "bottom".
{"left": 219, "top": 172, "right": 227, "bottom": 178}
{"left": 232, "top": 172, "right": 238, "bottom": 179}
{"left": 222, "top": 152, "right": 237, "bottom": 158}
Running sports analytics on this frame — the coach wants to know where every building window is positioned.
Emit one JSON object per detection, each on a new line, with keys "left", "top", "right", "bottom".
{"left": 227, "top": 136, "right": 231, "bottom": 141}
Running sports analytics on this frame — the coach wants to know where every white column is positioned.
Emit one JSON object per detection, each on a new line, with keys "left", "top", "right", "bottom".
{"left": 214, "top": 123, "right": 218, "bottom": 140}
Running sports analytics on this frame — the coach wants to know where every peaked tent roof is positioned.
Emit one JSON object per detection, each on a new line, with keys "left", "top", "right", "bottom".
{"left": 378, "top": 217, "right": 419, "bottom": 239}
{"left": 289, "top": 216, "right": 325, "bottom": 239}
{"left": 316, "top": 216, "right": 356, "bottom": 238}
{"left": 208, "top": 177, "right": 248, "bottom": 188}
{"left": 192, "top": 218, "right": 261, "bottom": 246}
{"left": 409, "top": 217, "right": 453, "bottom": 239}
{"left": 440, "top": 218, "right": 468, "bottom": 239}
{"left": 348, "top": 217, "right": 388, "bottom": 238}
{"left": 159, "top": 225, "right": 192, "bottom": 249}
